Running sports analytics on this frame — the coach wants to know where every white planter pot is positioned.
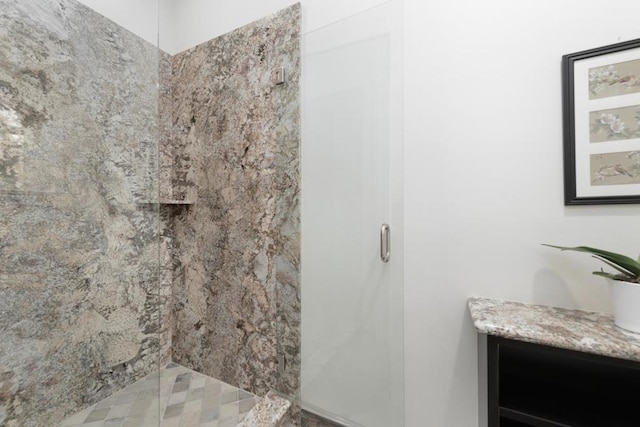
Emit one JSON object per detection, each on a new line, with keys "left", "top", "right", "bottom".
{"left": 610, "top": 279, "right": 640, "bottom": 333}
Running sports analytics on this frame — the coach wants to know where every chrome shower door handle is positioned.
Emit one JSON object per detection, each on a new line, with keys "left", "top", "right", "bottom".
{"left": 380, "top": 223, "right": 390, "bottom": 263}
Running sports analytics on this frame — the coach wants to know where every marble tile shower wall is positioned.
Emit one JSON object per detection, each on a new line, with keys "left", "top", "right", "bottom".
{"left": 167, "top": 4, "right": 301, "bottom": 399}
{"left": 0, "top": 0, "right": 171, "bottom": 426}
{"left": 1, "top": 1, "right": 300, "bottom": 426}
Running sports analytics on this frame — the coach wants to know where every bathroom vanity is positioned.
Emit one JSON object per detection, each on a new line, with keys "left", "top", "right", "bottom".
{"left": 468, "top": 298, "right": 640, "bottom": 427}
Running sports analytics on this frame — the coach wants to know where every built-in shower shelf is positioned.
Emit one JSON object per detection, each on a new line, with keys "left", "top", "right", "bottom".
{"left": 161, "top": 199, "right": 196, "bottom": 205}
{"left": 136, "top": 199, "right": 196, "bottom": 205}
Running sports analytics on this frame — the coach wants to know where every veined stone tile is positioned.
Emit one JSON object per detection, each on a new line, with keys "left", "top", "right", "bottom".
{"left": 0, "top": 0, "right": 167, "bottom": 425}
{"left": 168, "top": 2, "right": 301, "bottom": 399}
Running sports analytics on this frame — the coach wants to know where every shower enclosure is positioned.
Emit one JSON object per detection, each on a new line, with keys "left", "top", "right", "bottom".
{"left": 0, "top": 1, "right": 403, "bottom": 426}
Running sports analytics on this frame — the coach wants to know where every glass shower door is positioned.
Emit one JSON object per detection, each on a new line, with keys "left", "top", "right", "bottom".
{"left": 300, "top": 2, "right": 404, "bottom": 426}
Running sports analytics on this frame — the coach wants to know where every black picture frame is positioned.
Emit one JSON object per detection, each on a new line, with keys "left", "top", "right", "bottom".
{"left": 562, "top": 38, "right": 640, "bottom": 205}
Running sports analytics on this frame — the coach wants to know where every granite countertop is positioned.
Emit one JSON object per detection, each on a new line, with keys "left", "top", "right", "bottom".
{"left": 468, "top": 297, "right": 640, "bottom": 363}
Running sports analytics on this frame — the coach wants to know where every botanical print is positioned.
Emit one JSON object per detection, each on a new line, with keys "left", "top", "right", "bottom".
{"left": 589, "top": 58, "right": 640, "bottom": 100}
{"left": 591, "top": 150, "right": 640, "bottom": 185}
{"left": 589, "top": 105, "right": 640, "bottom": 143}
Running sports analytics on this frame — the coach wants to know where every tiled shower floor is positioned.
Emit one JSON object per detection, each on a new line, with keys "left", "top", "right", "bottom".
{"left": 59, "top": 363, "right": 257, "bottom": 427}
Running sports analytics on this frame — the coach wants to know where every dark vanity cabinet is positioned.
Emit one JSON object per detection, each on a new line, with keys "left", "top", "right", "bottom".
{"left": 487, "top": 335, "right": 640, "bottom": 427}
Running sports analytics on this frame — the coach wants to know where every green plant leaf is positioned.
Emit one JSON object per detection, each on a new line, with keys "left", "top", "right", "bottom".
{"left": 592, "top": 271, "right": 640, "bottom": 283}
{"left": 593, "top": 271, "right": 622, "bottom": 280}
{"left": 542, "top": 244, "right": 640, "bottom": 278}
{"left": 592, "top": 256, "right": 636, "bottom": 277}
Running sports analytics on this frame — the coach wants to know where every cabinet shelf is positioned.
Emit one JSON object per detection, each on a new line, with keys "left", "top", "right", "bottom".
{"left": 500, "top": 407, "right": 571, "bottom": 427}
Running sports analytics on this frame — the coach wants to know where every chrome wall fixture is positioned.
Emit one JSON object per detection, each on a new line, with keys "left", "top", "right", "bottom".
{"left": 276, "top": 66, "right": 286, "bottom": 85}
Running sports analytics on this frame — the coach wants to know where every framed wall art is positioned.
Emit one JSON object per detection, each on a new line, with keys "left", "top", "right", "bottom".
{"left": 563, "top": 38, "right": 640, "bottom": 205}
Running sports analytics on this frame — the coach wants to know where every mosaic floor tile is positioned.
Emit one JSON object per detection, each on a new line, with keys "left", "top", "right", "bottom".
{"left": 60, "top": 364, "right": 258, "bottom": 427}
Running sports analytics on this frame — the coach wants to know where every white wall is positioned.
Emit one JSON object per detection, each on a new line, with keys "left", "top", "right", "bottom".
{"left": 404, "top": 0, "right": 640, "bottom": 425}
{"left": 76, "top": 0, "right": 173, "bottom": 48}
{"left": 163, "top": 0, "right": 386, "bottom": 54}
{"left": 164, "top": 0, "right": 388, "bottom": 54}
{"left": 76, "top": 0, "right": 388, "bottom": 53}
